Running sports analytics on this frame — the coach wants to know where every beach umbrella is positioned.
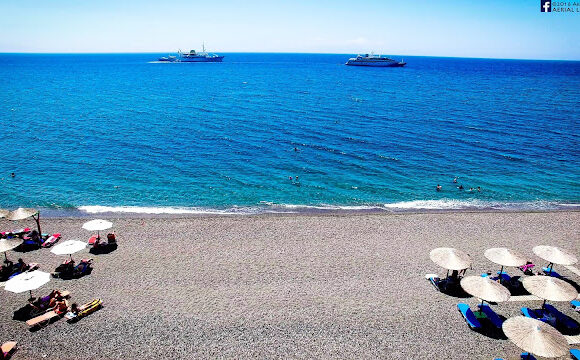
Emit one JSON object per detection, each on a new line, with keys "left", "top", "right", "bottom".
{"left": 502, "top": 317, "right": 569, "bottom": 358}
{"left": 5, "top": 208, "right": 41, "bottom": 235}
{"left": 4, "top": 270, "right": 51, "bottom": 299}
{"left": 522, "top": 276, "right": 578, "bottom": 307}
{"left": 0, "top": 209, "right": 8, "bottom": 218}
{"left": 429, "top": 248, "right": 471, "bottom": 272}
{"left": 51, "top": 240, "right": 86, "bottom": 261}
{"left": 82, "top": 219, "right": 112, "bottom": 239}
{"left": 485, "top": 247, "right": 528, "bottom": 276}
{"left": 0, "top": 238, "right": 23, "bottom": 261}
{"left": 533, "top": 246, "right": 577, "bottom": 274}
{"left": 460, "top": 276, "right": 511, "bottom": 309}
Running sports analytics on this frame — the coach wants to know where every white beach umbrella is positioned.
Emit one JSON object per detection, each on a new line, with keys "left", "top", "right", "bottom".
{"left": 522, "top": 276, "right": 578, "bottom": 306}
{"left": 51, "top": 239, "right": 87, "bottom": 261}
{"left": 429, "top": 248, "right": 471, "bottom": 271}
{"left": 485, "top": 247, "right": 528, "bottom": 278}
{"left": 533, "top": 245, "right": 577, "bottom": 271}
{"left": 5, "top": 207, "right": 42, "bottom": 235}
{"left": 0, "top": 238, "right": 23, "bottom": 261}
{"left": 502, "top": 317, "right": 569, "bottom": 358}
{"left": 5, "top": 270, "right": 51, "bottom": 299}
{"left": 460, "top": 276, "right": 511, "bottom": 308}
{"left": 82, "top": 219, "right": 113, "bottom": 240}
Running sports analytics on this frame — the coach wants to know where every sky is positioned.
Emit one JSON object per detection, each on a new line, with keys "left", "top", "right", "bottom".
{"left": 0, "top": 0, "right": 578, "bottom": 59}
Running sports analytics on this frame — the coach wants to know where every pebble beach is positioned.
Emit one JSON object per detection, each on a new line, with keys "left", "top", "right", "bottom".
{"left": 0, "top": 210, "right": 579, "bottom": 359}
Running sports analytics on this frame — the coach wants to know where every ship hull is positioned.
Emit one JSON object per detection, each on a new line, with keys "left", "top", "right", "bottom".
{"left": 345, "top": 61, "right": 405, "bottom": 67}
{"left": 180, "top": 56, "right": 224, "bottom": 63}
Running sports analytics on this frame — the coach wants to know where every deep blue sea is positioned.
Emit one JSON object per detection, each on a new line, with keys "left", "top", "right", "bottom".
{"left": 0, "top": 53, "right": 579, "bottom": 215}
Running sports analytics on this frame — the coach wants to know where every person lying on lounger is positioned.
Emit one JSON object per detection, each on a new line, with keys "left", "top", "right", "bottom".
{"left": 52, "top": 297, "right": 68, "bottom": 315}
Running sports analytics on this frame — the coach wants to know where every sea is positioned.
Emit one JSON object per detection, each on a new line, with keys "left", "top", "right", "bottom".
{"left": 0, "top": 53, "right": 579, "bottom": 216}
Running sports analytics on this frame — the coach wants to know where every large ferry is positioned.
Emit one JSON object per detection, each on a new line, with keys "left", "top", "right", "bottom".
{"left": 345, "top": 54, "right": 405, "bottom": 67}
{"left": 158, "top": 44, "right": 224, "bottom": 63}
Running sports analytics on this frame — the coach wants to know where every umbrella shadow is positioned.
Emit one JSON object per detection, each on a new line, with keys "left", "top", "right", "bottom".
{"left": 558, "top": 276, "right": 580, "bottom": 293}
{"left": 504, "top": 276, "right": 532, "bottom": 296}
{"left": 13, "top": 244, "right": 40, "bottom": 253}
{"left": 89, "top": 244, "right": 117, "bottom": 255}
{"left": 473, "top": 317, "right": 509, "bottom": 340}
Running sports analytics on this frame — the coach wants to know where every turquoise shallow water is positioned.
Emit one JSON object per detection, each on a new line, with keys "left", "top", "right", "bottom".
{"left": 0, "top": 53, "right": 579, "bottom": 214}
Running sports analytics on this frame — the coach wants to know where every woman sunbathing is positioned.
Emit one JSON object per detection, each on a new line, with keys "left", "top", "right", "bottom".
{"left": 52, "top": 297, "right": 68, "bottom": 315}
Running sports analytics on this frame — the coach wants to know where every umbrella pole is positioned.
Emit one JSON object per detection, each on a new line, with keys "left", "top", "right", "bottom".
{"left": 542, "top": 299, "right": 546, "bottom": 309}
{"left": 33, "top": 213, "right": 41, "bottom": 236}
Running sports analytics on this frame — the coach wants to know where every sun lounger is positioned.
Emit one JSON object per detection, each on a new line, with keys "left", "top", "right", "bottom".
{"left": 1, "top": 341, "right": 17, "bottom": 359}
{"left": 26, "top": 310, "right": 62, "bottom": 328}
{"left": 65, "top": 299, "right": 103, "bottom": 322}
{"left": 572, "top": 300, "right": 580, "bottom": 311}
{"left": 477, "top": 304, "right": 504, "bottom": 328}
{"left": 520, "top": 353, "right": 537, "bottom": 360}
{"left": 544, "top": 303, "right": 579, "bottom": 330}
{"left": 88, "top": 235, "right": 98, "bottom": 245}
{"left": 571, "top": 349, "right": 580, "bottom": 360}
{"left": 542, "top": 267, "right": 561, "bottom": 277}
{"left": 41, "top": 233, "right": 61, "bottom": 248}
{"left": 519, "top": 263, "right": 535, "bottom": 274}
{"left": 457, "top": 303, "right": 482, "bottom": 329}
{"left": 521, "top": 307, "right": 540, "bottom": 320}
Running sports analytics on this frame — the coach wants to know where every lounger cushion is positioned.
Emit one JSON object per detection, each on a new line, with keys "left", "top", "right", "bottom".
{"left": 457, "top": 303, "right": 481, "bottom": 329}
{"left": 478, "top": 304, "right": 503, "bottom": 328}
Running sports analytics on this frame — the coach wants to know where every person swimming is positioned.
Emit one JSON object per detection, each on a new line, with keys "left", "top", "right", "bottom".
{"left": 436, "top": 184, "right": 442, "bottom": 192}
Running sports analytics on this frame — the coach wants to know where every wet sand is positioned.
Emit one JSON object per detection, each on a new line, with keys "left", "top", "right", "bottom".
{"left": 0, "top": 211, "right": 578, "bottom": 359}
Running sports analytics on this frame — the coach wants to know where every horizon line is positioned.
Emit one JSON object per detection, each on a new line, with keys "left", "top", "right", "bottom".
{"left": 0, "top": 51, "right": 579, "bottom": 62}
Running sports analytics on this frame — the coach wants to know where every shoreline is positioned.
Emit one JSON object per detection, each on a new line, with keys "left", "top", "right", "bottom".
{"left": 33, "top": 205, "right": 580, "bottom": 219}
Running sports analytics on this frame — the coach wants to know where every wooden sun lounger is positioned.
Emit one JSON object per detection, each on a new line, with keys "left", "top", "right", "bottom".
{"left": 1, "top": 341, "right": 17, "bottom": 358}
{"left": 26, "top": 310, "right": 61, "bottom": 328}
{"left": 457, "top": 303, "right": 481, "bottom": 329}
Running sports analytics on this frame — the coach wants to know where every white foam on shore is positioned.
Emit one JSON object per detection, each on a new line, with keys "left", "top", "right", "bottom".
{"left": 78, "top": 205, "right": 254, "bottom": 215}
{"left": 383, "top": 199, "right": 578, "bottom": 211}
{"left": 76, "top": 201, "right": 578, "bottom": 216}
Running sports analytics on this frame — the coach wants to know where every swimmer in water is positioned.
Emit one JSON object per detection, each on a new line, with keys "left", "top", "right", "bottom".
{"left": 458, "top": 184, "right": 464, "bottom": 190}
{"left": 11, "top": 172, "right": 15, "bottom": 178}
{"left": 477, "top": 186, "right": 481, "bottom": 192}
{"left": 453, "top": 177, "right": 457, "bottom": 183}
{"left": 436, "top": 184, "right": 442, "bottom": 192}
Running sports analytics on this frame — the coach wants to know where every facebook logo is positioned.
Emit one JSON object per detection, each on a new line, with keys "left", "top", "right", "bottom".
{"left": 541, "top": 0, "right": 551, "bottom": 12}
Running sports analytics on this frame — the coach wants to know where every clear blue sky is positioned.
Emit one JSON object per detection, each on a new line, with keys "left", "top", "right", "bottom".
{"left": 1, "top": 0, "right": 578, "bottom": 59}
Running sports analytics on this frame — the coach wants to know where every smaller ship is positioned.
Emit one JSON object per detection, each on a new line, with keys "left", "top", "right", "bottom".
{"left": 156, "top": 44, "right": 224, "bottom": 63}
{"left": 158, "top": 55, "right": 178, "bottom": 62}
{"left": 345, "top": 54, "right": 405, "bottom": 67}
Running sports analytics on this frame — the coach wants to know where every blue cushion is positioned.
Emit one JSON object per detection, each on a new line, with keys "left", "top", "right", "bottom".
{"left": 478, "top": 304, "right": 503, "bottom": 328}
{"left": 457, "top": 303, "right": 482, "bottom": 329}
